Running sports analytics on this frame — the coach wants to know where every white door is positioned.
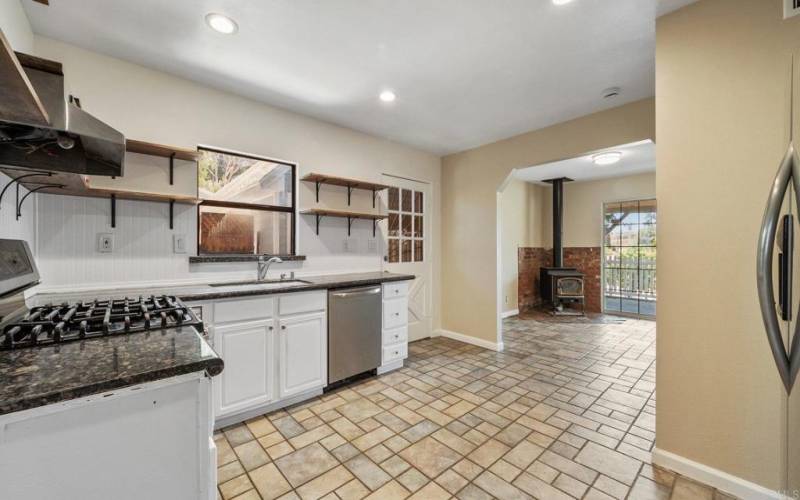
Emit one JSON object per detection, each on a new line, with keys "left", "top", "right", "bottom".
{"left": 278, "top": 312, "right": 326, "bottom": 398}
{"left": 381, "top": 175, "right": 433, "bottom": 341}
{"left": 213, "top": 320, "right": 274, "bottom": 418}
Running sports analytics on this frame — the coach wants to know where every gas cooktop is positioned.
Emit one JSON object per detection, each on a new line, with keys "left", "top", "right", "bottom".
{"left": 0, "top": 295, "right": 201, "bottom": 351}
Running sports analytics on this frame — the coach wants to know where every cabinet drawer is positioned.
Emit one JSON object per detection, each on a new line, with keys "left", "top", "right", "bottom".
{"left": 383, "top": 282, "right": 408, "bottom": 299}
{"left": 382, "top": 343, "right": 408, "bottom": 363}
{"left": 279, "top": 291, "right": 326, "bottom": 316}
{"left": 383, "top": 298, "right": 408, "bottom": 330}
{"left": 214, "top": 297, "right": 274, "bottom": 323}
{"left": 382, "top": 326, "right": 408, "bottom": 346}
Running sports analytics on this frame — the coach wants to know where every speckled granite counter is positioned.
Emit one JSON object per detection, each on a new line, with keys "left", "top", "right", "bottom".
{"left": 0, "top": 325, "right": 223, "bottom": 416}
{"left": 31, "top": 271, "right": 416, "bottom": 304}
{"left": 4, "top": 272, "right": 412, "bottom": 416}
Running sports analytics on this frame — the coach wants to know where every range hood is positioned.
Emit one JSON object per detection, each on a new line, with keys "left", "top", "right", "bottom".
{"left": 0, "top": 46, "right": 124, "bottom": 177}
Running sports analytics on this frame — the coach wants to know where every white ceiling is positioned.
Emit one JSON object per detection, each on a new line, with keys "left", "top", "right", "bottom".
{"left": 22, "top": 0, "right": 695, "bottom": 155}
{"left": 514, "top": 140, "right": 655, "bottom": 184}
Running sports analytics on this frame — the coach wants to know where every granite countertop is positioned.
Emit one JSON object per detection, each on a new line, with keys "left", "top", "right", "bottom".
{"left": 32, "top": 271, "right": 416, "bottom": 304}
{"left": 3, "top": 272, "right": 412, "bottom": 416}
{"left": 0, "top": 325, "right": 223, "bottom": 416}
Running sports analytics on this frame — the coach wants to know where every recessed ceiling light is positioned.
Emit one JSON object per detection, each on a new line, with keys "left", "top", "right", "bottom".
{"left": 552, "top": 0, "right": 574, "bottom": 5}
{"left": 379, "top": 90, "right": 396, "bottom": 103}
{"left": 205, "top": 13, "right": 238, "bottom": 34}
{"left": 592, "top": 152, "right": 623, "bottom": 165}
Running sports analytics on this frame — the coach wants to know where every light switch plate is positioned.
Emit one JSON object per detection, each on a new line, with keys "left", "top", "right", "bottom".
{"left": 173, "top": 234, "right": 187, "bottom": 254}
{"left": 97, "top": 233, "right": 114, "bottom": 253}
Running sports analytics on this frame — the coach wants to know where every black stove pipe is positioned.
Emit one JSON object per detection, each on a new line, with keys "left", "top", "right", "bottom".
{"left": 545, "top": 177, "right": 571, "bottom": 268}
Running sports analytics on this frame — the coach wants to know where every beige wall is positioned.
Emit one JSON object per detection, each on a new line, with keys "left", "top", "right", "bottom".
{"left": 656, "top": 0, "right": 799, "bottom": 490}
{"left": 442, "top": 99, "right": 655, "bottom": 344}
{"left": 542, "top": 173, "right": 656, "bottom": 248}
{"left": 499, "top": 179, "right": 546, "bottom": 313}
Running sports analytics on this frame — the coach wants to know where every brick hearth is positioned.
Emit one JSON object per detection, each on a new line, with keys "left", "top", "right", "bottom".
{"left": 518, "top": 246, "right": 602, "bottom": 313}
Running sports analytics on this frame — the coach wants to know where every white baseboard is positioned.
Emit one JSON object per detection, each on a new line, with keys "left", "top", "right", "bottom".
{"left": 435, "top": 329, "right": 504, "bottom": 352}
{"left": 501, "top": 309, "right": 519, "bottom": 319}
{"left": 652, "top": 448, "right": 784, "bottom": 500}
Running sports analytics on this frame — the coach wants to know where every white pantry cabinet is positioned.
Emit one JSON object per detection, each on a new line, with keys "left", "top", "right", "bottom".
{"left": 379, "top": 281, "right": 410, "bottom": 374}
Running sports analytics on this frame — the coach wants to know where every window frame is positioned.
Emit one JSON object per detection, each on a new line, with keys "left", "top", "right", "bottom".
{"left": 196, "top": 146, "right": 297, "bottom": 256}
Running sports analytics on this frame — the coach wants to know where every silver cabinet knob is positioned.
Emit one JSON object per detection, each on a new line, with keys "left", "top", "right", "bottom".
{"left": 281, "top": 325, "right": 286, "bottom": 330}
{"left": 269, "top": 326, "right": 274, "bottom": 331}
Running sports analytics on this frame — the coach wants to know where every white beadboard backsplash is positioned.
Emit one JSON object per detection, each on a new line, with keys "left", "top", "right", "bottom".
{"left": 0, "top": 172, "right": 36, "bottom": 244}
{"left": 34, "top": 192, "right": 384, "bottom": 292}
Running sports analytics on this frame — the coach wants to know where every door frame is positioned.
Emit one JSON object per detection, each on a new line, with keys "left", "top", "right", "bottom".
{"left": 599, "top": 197, "right": 657, "bottom": 319}
{"left": 380, "top": 173, "right": 434, "bottom": 341}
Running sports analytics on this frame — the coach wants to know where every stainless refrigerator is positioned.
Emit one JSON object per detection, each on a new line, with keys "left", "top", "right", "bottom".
{"left": 757, "top": 55, "right": 799, "bottom": 495}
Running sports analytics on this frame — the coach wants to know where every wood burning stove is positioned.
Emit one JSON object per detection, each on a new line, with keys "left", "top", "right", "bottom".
{"left": 541, "top": 177, "right": 586, "bottom": 315}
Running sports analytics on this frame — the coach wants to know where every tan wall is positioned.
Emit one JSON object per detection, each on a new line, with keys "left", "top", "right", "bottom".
{"left": 542, "top": 173, "right": 656, "bottom": 248}
{"left": 499, "top": 180, "right": 546, "bottom": 313}
{"left": 442, "top": 99, "right": 655, "bottom": 344}
{"left": 656, "top": 0, "right": 799, "bottom": 490}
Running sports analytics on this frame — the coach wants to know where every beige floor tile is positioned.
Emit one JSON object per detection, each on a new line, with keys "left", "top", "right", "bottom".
{"left": 219, "top": 474, "right": 254, "bottom": 500}
{"left": 250, "top": 463, "right": 292, "bottom": 500}
{"left": 344, "top": 454, "right": 392, "bottom": 491}
{"left": 468, "top": 438, "right": 510, "bottom": 468}
{"left": 352, "top": 426, "right": 394, "bottom": 451}
{"left": 407, "top": 481, "right": 450, "bottom": 499}
{"left": 234, "top": 440, "right": 270, "bottom": 471}
{"left": 431, "top": 428, "right": 476, "bottom": 455}
{"left": 295, "top": 465, "right": 354, "bottom": 500}
{"left": 289, "top": 424, "right": 335, "bottom": 450}
{"left": 396, "top": 468, "right": 430, "bottom": 492}
{"left": 474, "top": 470, "right": 532, "bottom": 500}
{"left": 336, "top": 479, "right": 371, "bottom": 500}
{"left": 246, "top": 416, "right": 277, "bottom": 438}
{"left": 218, "top": 460, "right": 245, "bottom": 484}
{"left": 575, "top": 442, "right": 641, "bottom": 485}
{"left": 399, "top": 436, "right": 462, "bottom": 478}
{"left": 435, "top": 469, "right": 469, "bottom": 494}
{"left": 275, "top": 443, "right": 339, "bottom": 487}
{"left": 267, "top": 441, "right": 295, "bottom": 460}
{"left": 381, "top": 455, "right": 412, "bottom": 477}
{"left": 363, "top": 480, "right": 410, "bottom": 500}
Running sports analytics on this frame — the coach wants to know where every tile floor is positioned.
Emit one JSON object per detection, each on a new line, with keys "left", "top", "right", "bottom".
{"left": 215, "top": 313, "right": 735, "bottom": 500}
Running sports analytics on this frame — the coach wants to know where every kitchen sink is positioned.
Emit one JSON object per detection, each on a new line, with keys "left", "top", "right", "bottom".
{"left": 209, "top": 279, "right": 312, "bottom": 288}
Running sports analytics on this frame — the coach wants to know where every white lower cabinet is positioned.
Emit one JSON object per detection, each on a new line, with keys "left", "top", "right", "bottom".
{"left": 278, "top": 312, "right": 327, "bottom": 399}
{"left": 213, "top": 319, "right": 275, "bottom": 418}
{"left": 380, "top": 281, "right": 410, "bottom": 373}
{"left": 202, "top": 291, "right": 327, "bottom": 425}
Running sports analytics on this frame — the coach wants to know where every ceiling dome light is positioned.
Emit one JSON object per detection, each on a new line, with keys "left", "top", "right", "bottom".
{"left": 552, "top": 0, "right": 574, "bottom": 5}
{"left": 379, "top": 90, "right": 396, "bottom": 103}
{"left": 205, "top": 13, "right": 238, "bottom": 34}
{"left": 592, "top": 152, "right": 623, "bottom": 165}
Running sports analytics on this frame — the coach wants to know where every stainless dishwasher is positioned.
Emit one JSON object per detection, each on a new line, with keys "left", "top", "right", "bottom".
{"left": 328, "top": 285, "right": 382, "bottom": 384}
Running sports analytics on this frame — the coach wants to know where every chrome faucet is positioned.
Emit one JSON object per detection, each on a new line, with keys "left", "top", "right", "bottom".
{"left": 257, "top": 256, "right": 283, "bottom": 281}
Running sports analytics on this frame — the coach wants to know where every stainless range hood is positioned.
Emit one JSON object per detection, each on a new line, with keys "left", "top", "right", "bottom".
{"left": 0, "top": 44, "right": 124, "bottom": 177}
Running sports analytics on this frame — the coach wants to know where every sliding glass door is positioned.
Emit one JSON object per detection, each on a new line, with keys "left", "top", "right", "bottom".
{"left": 603, "top": 199, "right": 657, "bottom": 317}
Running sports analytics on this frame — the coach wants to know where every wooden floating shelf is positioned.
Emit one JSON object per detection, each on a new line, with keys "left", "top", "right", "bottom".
{"left": 300, "top": 208, "right": 387, "bottom": 236}
{"left": 301, "top": 173, "right": 391, "bottom": 207}
{"left": 126, "top": 139, "right": 199, "bottom": 162}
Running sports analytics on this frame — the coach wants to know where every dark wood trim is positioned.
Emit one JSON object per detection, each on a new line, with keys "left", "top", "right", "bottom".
{"left": 195, "top": 147, "right": 298, "bottom": 257}
{"left": 199, "top": 199, "right": 294, "bottom": 213}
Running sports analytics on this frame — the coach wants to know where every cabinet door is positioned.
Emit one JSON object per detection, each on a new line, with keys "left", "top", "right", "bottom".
{"left": 278, "top": 312, "right": 326, "bottom": 399}
{"left": 213, "top": 320, "right": 274, "bottom": 418}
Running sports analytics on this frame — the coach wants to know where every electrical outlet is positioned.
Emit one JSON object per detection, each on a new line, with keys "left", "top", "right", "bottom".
{"left": 173, "top": 234, "right": 186, "bottom": 254}
{"left": 505, "top": 295, "right": 509, "bottom": 305}
{"left": 97, "top": 233, "right": 114, "bottom": 253}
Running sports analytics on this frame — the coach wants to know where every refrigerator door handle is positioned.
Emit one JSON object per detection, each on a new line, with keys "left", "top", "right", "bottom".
{"left": 757, "top": 143, "right": 800, "bottom": 392}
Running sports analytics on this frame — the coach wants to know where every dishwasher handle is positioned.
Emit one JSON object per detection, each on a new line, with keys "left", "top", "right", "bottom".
{"left": 330, "top": 286, "right": 381, "bottom": 299}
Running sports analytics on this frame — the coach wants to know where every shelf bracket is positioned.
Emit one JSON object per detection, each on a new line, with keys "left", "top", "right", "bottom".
{"left": 372, "top": 219, "right": 377, "bottom": 237}
{"left": 347, "top": 185, "right": 355, "bottom": 206}
{"left": 169, "top": 199, "right": 175, "bottom": 230}
{"left": 16, "top": 183, "right": 63, "bottom": 219}
{"left": 110, "top": 194, "right": 116, "bottom": 228}
{"left": 314, "top": 214, "right": 323, "bottom": 235}
{"left": 347, "top": 217, "right": 354, "bottom": 236}
{"left": 372, "top": 189, "right": 377, "bottom": 208}
{"left": 169, "top": 153, "right": 175, "bottom": 186}
{"left": 0, "top": 171, "right": 51, "bottom": 209}
{"left": 315, "top": 181, "right": 322, "bottom": 203}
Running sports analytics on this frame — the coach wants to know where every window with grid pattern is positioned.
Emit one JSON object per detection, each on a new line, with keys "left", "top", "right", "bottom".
{"left": 386, "top": 187, "right": 424, "bottom": 263}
